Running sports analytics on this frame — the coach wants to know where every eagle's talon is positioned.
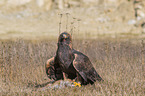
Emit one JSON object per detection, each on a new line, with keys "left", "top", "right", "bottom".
{"left": 72, "top": 82, "right": 81, "bottom": 87}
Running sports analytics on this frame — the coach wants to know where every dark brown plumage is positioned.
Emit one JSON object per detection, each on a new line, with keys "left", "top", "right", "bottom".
{"left": 46, "top": 32, "right": 103, "bottom": 85}
{"left": 46, "top": 57, "right": 63, "bottom": 81}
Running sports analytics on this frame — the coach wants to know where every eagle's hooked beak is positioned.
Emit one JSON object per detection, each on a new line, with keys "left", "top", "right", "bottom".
{"left": 63, "top": 34, "right": 67, "bottom": 39}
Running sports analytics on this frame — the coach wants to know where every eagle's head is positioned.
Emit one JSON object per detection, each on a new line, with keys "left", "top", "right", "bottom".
{"left": 58, "top": 32, "right": 72, "bottom": 45}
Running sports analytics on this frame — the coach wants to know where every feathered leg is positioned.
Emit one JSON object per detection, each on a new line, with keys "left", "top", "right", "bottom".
{"left": 72, "top": 73, "right": 81, "bottom": 87}
{"left": 63, "top": 72, "right": 67, "bottom": 80}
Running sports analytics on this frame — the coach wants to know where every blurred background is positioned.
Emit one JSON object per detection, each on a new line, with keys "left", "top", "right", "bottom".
{"left": 0, "top": 0, "right": 144, "bottom": 40}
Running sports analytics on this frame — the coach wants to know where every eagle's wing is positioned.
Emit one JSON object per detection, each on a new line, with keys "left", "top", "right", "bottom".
{"left": 46, "top": 57, "right": 63, "bottom": 81}
{"left": 72, "top": 50, "right": 103, "bottom": 84}
{"left": 46, "top": 57, "right": 56, "bottom": 80}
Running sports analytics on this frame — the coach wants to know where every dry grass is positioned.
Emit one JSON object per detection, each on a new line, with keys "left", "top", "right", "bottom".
{"left": 0, "top": 38, "right": 144, "bottom": 96}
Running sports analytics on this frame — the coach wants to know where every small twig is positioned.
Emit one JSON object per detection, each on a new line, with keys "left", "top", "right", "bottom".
{"left": 66, "top": 13, "right": 70, "bottom": 32}
{"left": 70, "top": 17, "right": 77, "bottom": 38}
{"left": 70, "top": 22, "right": 74, "bottom": 38}
{"left": 59, "top": 14, "right": 63, "bottom": 34}
{"left": 77, "top": 19, "right": 81, "bottom": 34}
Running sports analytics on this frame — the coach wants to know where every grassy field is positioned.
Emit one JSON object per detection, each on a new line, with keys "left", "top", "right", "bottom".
{"left": 0, "top": 1, "right": 144, "bottom": 95}
{"left": 0, "top": 38, "right": 144, "bottom": 95}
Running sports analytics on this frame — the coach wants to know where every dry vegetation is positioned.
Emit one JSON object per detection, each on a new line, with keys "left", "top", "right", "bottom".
{"left": 0, "top": 0, "right": 144, "bottom": 95}
{"left": 0, "top": 38, "right": 144, "bottom": 95}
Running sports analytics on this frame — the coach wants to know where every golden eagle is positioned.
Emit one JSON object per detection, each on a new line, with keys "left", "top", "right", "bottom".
{"left": 46, "top": 32, "right": 103, "bottom": 85}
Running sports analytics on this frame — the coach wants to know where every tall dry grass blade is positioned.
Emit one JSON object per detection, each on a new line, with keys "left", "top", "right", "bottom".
{"left": 66, "top": 13, "right": 70, "bottom": 32}
{"left": 59, "top": 14, "right": 63, "bottom": 34}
